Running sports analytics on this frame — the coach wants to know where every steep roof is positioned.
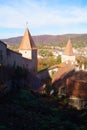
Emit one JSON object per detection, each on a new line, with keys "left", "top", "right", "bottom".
{"left": 63, "top": 39, "right": 74, "bottom": 56}
{"left": 19, "top": 28, "right": 37, "bottom": 50}
{"left": 52, "top": 64, "right": 75, "bottom": 84}
{"left": 52, "top": 64, "right": 75, "bottom": 92}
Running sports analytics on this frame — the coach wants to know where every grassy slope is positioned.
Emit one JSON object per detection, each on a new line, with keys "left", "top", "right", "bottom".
{"left": 0, "top": 89, "right": 87, "bottom": 130}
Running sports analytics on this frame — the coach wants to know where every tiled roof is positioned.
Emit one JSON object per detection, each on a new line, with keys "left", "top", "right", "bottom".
{"left": 52, "top": 64, "right": 75, "bottom": 84}
{"left": 19, "top": 28, "right": 37, "bottom": 50}
{"left": 63, "top": 39, "right": 74, "bottom": 56}
{"left": 67, "top": 71, "right": 87, "bottom": 99}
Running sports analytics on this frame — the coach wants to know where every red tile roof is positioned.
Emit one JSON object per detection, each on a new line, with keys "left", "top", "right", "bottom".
{"left": 63, "top": 39, "right": 74, "bottom": 56}
{"left": 52, "top": 64, "right": 75, "bottom": 84}
{"left": 67, "top": 76, "right": 87, "bottom": 99}
{"left": 19, "top": 28, "right": 37, "bottom": 50}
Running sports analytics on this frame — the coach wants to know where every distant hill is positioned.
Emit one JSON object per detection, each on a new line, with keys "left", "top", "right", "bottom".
{"left": 1, "top": 34, "right": 87, "bottom": 47}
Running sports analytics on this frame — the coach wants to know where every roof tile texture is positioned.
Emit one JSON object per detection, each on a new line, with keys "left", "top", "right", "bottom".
{"left": 63, "top": 39, "right": 74, "bottom": 56}
{"left": 19, "top": 28, "right": 36, "bottom": 50}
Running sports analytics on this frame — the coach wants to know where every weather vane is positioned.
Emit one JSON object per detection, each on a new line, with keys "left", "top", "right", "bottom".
{"left": 26, "top": 21, "right": 28, "bottom": 27}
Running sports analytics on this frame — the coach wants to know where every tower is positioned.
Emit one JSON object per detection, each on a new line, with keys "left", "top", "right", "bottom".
{"left": 61, "top": 39, "right": 75, "bottom": 64}
{"left": 18, "top": 28, "right": 37, "bottom": 72}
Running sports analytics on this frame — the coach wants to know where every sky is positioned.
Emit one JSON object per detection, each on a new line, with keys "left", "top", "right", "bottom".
{"left": 1, "top": 0, "right": 87, "bottom": 38}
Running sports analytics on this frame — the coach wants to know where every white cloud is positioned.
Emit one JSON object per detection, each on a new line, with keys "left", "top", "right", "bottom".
{"left": 0, "top": 0, "right": 87, "bottom": 32}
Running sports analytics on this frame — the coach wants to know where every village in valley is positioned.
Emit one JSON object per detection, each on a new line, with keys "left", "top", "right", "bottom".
{"left": 0, "top": 27, "right": 87, "bottom": 129}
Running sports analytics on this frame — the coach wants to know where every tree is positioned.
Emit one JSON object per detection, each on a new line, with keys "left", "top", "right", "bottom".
{"left": 56, "top": 55, "right": 61, "bottom": 64}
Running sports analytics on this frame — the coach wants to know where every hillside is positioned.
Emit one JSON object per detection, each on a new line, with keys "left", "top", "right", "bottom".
{"left": 1, "top": 33, "right": 87, "bottom": 47}
{"left": 0, "top": 89, "right": 87, "bottom": 130}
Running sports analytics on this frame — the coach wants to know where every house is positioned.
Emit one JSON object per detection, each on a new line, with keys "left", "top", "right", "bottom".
{"left": 51, "top": 39, "right": 87, "bottom": 109}
{"left": 52, "top": 39, "right": 77, "bottom": 94}
{"left": 52, "top": 64, "right": 87, "bottom": 109}
{"left": 52, "top": 64, "right": 75, "bottom": 97}
{"left": 67, "top": 70, "right": 87, "bottom": 109}
{"left": 0, "top": 27, "right": 37, "bottom": 73}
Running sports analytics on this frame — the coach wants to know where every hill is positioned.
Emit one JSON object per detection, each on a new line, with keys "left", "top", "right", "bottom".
{"left": 1, "top": 33, "right": 87, "bottom": 47}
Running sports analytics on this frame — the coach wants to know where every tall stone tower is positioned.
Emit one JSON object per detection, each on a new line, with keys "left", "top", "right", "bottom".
{"left": 61, "top": 39, "right": 75, "bottom": 64}
{"left": 19, "top": 27, "right": 37, "bottom": 72}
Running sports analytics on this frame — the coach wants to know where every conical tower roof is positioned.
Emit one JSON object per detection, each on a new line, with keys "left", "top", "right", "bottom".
{"left": 19, "top": 28, "right": 36, "bottom": 50}
{"left": 63, "top": 39, "right": 74, "bottom": 56}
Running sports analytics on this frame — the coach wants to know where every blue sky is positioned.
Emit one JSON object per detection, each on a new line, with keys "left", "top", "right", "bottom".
{"left": 0, "top": 0, "right": 87, "bottom": 38}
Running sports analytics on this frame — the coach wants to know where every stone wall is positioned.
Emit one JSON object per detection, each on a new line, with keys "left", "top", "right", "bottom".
{"left": 0, "top": 41, "right": 37, "bottom": 73}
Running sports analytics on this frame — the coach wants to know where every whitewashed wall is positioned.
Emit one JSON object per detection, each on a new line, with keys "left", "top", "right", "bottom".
{"left": 61, "top": 55, "right": 75, "bottom": 63}
{"left": 19, "top": 50, "right": 32, "bottom": 59}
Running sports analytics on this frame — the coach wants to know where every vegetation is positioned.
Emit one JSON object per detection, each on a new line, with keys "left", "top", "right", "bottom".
{"left": 0, "top": 89, "right": 87, "bottom": 130}
{"left": 38, "top": 56, "right": 61, "bottom": 71}
{"left": 76, "top": 56, "right": 87, "bottom": 69}
{"left": 39, "top": 49, "right": 53, "bottom": 57}
{"left": 2, "top": 35, "right": 87, "bottom": 130}
{"left": 3, "top": 33, "right": 87, "bottom": 49}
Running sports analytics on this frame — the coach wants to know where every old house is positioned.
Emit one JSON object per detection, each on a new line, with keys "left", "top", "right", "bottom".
{"left": 52, "top": 64, "right": 75, "bottom": 97}
{"left": 0, "top": 27, "right": 37, "bottom": 73}
{"left": 67, "top": 71, "right": 87, "bottom": 109}
{"left": 52, "top": 69, "right": 87, "bottom": 109}
{"left": 52, "top": 39, "right": 76, "bottom": 96}
{"left": 52, "top": 39, "right": 87, "bottom": 109}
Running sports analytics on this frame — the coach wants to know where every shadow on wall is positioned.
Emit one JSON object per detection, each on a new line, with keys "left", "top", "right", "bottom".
{"left": 36, "top": 68, "right": 52, "bottom": 93}
{"left": 37, "top": 68, "right": 52, "bottom": 81}
{"left": 0, "top": 66, "right": 46, "bottom": 95}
